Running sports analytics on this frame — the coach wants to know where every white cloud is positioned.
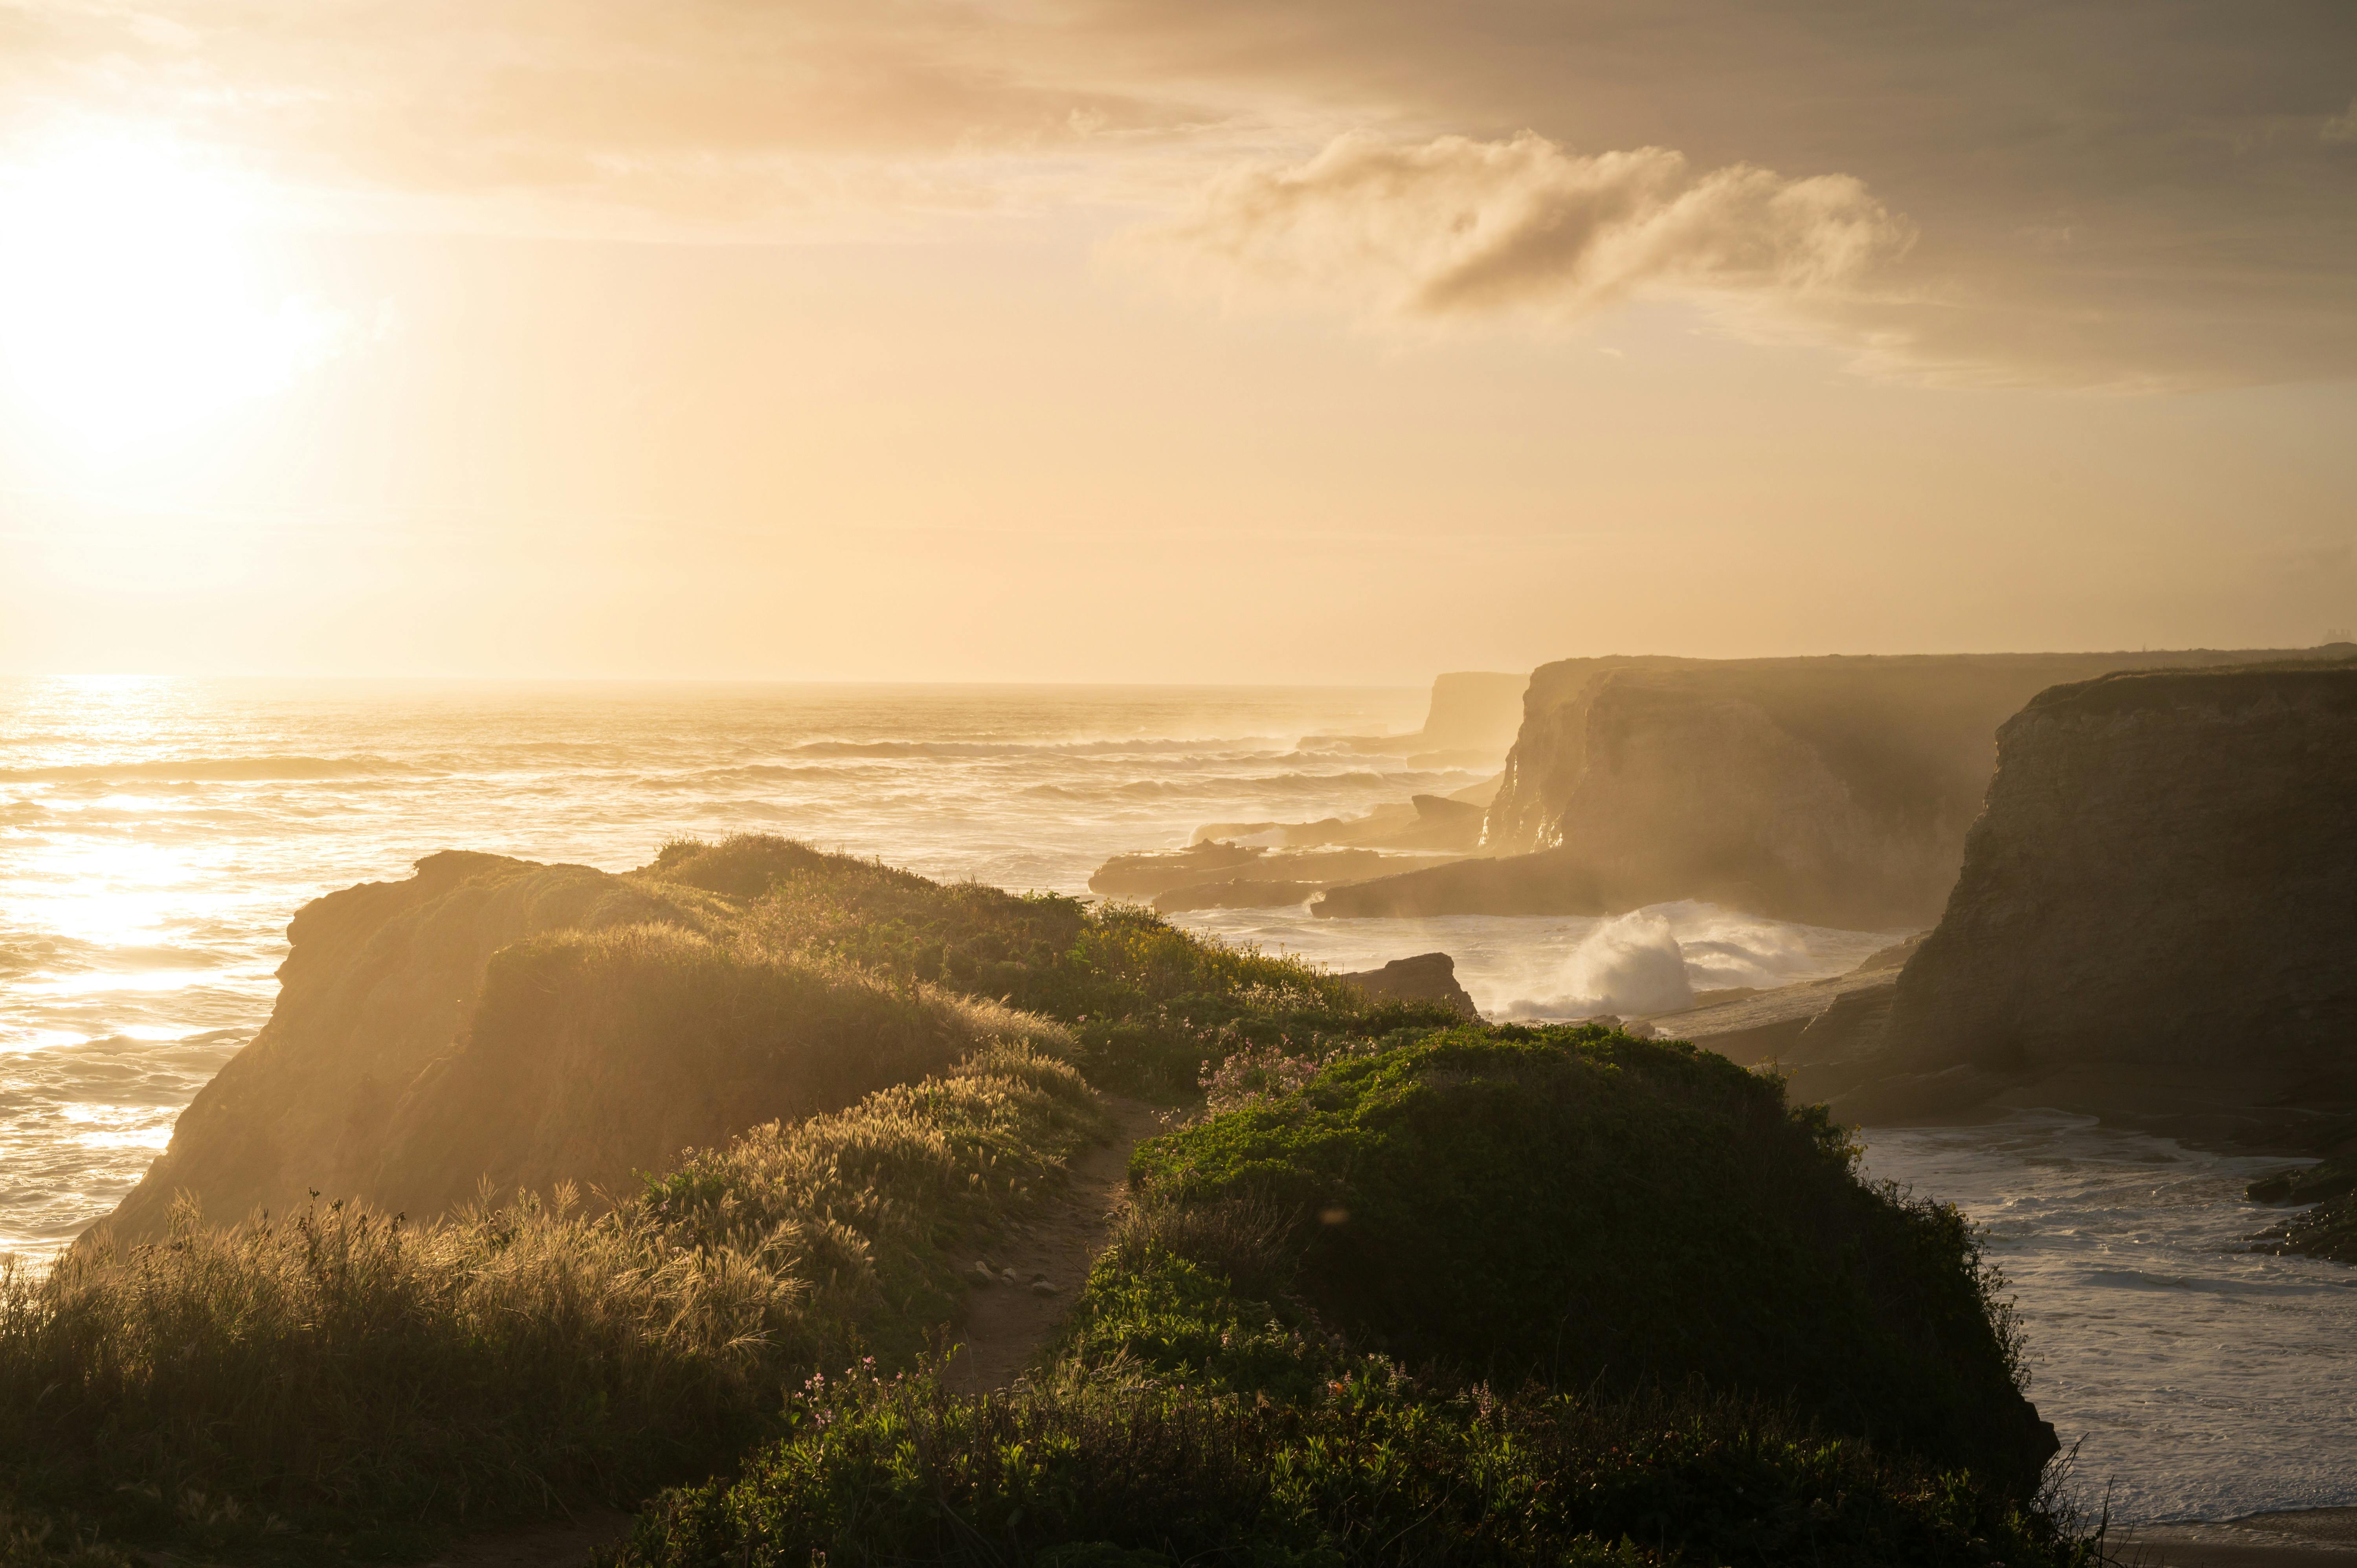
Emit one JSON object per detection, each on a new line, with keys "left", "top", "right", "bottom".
{"left": 1133, "top": 130, "right": 1911, "bottom": 328}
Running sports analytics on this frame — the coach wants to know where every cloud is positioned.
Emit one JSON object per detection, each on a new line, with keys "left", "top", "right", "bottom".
{"left": 1073, "top": 0, "right": 2357, "bottom": 386}
{"left": 4, "top": 0, "right": 2353, "bottom": 383}
{"left": 0, "top": 0, "right": 1216, "bottom": 228}
{"left": 1136, "top": 131, "right": 1909, "bottom": 331}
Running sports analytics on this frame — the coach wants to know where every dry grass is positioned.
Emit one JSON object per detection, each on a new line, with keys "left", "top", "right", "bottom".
{"left": 376, "top": 919, "right": 1072, "bottom": 1218}
{"left": 0, "top": 1045, "right": 1104, "bottom": 1553}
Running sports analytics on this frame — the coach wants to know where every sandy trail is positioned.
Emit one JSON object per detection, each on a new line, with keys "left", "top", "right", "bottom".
{"left": 942, "top": 1095, "right": 1161, "bottom": 1394}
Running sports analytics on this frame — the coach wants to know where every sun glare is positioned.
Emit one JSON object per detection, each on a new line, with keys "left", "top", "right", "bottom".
{"left": 0, "top": 130, "right": 342, "bottom": 450}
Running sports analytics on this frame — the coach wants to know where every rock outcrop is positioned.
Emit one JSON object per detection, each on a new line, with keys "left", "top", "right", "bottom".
{"left": 1189, "top": 778, "right": 1502, "bottom": 855}
{"left": 1088, "top": 844, "right": 1408, "bottom": 909}
{"left": 1836, "top": 662, "right": 2357, "bottom": 1133}
{"left": 1636, "top": 935, "right": 1921, "bottom": 1066}
{"left": 1332, "top": 952, "right": 1479, "bottom": 1018}
{"left": 1318, "top": 646, "right": 2351, "bottom": 930}
{"left": 99, "top": 846, "right": 1064, "bottom": 1242}
{"left": 1089, "top": 793, "right": 1492, "bottom": 910}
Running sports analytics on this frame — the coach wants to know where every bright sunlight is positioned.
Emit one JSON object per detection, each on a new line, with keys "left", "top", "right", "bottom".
{"left": 0, "top": 128, "right": 342, "bottom": 451}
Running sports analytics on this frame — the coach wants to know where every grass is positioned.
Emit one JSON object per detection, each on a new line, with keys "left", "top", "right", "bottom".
{"left": 1, "top": 836, "right": 2089, "bottom": 1565}
{"left": 616, "top": 1204, "right": 2091, "bottom": 1568}
{"left": 609, "top": 1021, "right": 2087, "bottom": 1568}
{"left": 376, "top": 920, "right": 1075, "bottom": 1219}
{"left": 646, "top": 836, "right": 1461, "bottom": 1097}
{"left": 0, "top": 1044, "right": 1102, "bottom": 1562}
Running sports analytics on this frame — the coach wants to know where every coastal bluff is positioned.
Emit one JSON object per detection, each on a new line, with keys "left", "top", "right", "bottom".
{"left": 98, "top": 843, "right": 1064, "bottom": 1243}
{"left": 1304, "top": 669, "right": 1527, "bottom": 762}
{"left": 1843, "top": 661, "right": 2357, "bottom": 1135}
{"left": 1316, "top": 646, "right": 2351, "bottom": 930}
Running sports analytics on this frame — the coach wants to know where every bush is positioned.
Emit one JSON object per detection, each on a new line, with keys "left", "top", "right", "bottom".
{"left": 1127, "top": 1025, "right": 2054, "bottom": 1493}
{"left": 613, "top": 1362, "right": 2088, "bottom": 1568}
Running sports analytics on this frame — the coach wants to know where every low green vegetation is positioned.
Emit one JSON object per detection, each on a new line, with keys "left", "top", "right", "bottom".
{"left": 618, "top": 1364, "right": 2079, "bottom": 1568}
{"left": 616, "top": 1025, "right": 2082, "bottom": 1568}
{"left": 2, "top": 837, "right": 2089, "bottom": 1566}
{"left": 1127, "top": 1025, "right": 2052, "bottom": 1489}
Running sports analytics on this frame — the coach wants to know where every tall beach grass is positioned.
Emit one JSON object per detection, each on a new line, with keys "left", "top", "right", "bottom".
{"left": 0, "top": 1044, "right": 1102, "bottom": 1555}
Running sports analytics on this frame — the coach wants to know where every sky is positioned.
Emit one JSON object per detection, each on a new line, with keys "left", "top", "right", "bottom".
{"left": 0, "top": 0, "right": 2352, "bottom": 681}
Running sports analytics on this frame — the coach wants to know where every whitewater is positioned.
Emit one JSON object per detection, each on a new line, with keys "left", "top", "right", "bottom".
{"left": 2, "top": 675, "right": 2349, "bottom": 1523}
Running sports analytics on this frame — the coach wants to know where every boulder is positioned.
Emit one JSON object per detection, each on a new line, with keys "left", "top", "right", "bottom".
{"left": 1332, "top": 952, "right": 1478, "bottom": 1018}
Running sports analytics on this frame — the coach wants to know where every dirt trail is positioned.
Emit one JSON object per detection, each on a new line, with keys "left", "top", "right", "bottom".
{"left": 413, "top": 1097, "right": 1158, "bottom": 1567}
{"left": 942, "top": 1095, "right": 1161, "bottom": 1393}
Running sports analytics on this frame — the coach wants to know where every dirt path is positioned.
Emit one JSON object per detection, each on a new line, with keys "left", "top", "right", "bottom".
{"left": 410, "top": 1097, "right": 1158, "bottom": 1567}
{"left": 942, "top": 1095, "right": 1161, "bottom": 1394}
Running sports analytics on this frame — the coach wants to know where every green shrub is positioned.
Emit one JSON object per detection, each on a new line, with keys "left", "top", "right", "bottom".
{"left": 1127, "top": 1025, "right": 2054, "bottom": 1493}
{"left": 613, "top": 1362, "right": 2087, "bottom": 1568}
{"left": 1054, "top": 1240, "right": 1338, "bottom": 1404}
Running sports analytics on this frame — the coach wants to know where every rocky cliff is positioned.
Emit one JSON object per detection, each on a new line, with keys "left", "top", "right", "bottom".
{"left": 1851, "top": 662, "right": 2357, "bottom": 1129}
{"left": 1318, "top": 646, "right": 2350, "bottom": 930}
{"left": 1411, "top": 670, "right": 1529, "bottom": 753}
{"left": 101, "top": 844, "right": 1063, "bottom": 1242}
{"left": 1303, "top": 670, "right": 1527, "bottom": 764}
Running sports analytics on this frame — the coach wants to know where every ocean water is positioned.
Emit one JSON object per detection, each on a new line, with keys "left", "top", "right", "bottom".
{"left": 0, "top": 676, "right": 2345, "bottom": 1522}
{"left": 1865, "top": 1117, "right": 2357, "bottom": 1524}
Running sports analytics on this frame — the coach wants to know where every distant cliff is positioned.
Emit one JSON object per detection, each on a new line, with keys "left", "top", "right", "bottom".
{"left": 1865, "top": 662, "right": 2357, "bottom": 1119}
{"left": 1304, "top": 670, "right": 1527, "bottom": 762}
{"left": 1317, "top": 647, "right": 2350, "bottom": 930}
{"left": 1413, "top": 670, "right": 1529, "bottom": 753}
{"left": 101, "top": 845, "right": 1064, "bottom": 1242}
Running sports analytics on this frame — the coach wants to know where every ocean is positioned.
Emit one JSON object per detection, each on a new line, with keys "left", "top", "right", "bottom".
{"left": 2, "top": 675, "right": 2347, "bottom": 1522}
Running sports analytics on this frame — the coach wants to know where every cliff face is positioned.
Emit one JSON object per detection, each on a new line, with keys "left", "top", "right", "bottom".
{"left": 1413, "top": 671, "right": 1529, "bottom": 754}
{"left": 102, "top": 847, "right": 1061, "bottom": 1242}
{"left": 1321, "top": 647, "right": 2346, "bottom": 930}
{"left": 1880, "top": 664, "right": 2357, "bottom": 1084}
{"left": 105, "top": 851, "right": 683, "bottom": 1238}
{"left": 1304, "top": 670, "right": 1527, "bottom": 763}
